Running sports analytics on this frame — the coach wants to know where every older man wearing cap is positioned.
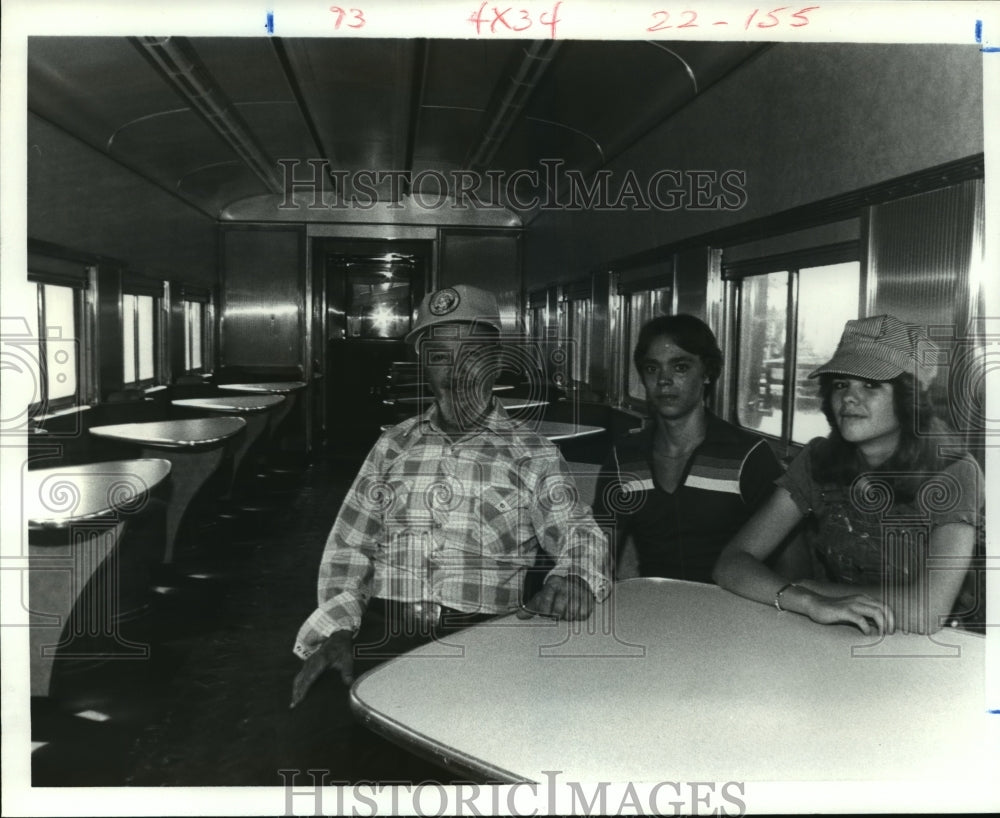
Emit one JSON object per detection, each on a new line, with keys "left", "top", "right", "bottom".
{"left": 290, "top": 285, "right": 610, "bottom": 709}
{"left": 714, "top": 314, "right": 983, "bottom": 636}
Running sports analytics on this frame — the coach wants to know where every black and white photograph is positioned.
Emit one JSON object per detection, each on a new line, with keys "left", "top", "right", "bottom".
{"left": 2, "top": 0, "right": 997, "bottom": 814}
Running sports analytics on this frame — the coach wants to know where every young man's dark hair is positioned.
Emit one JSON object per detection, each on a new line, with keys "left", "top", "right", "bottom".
{"left": 632, "top": 314, "right": 723, "bottom": 400}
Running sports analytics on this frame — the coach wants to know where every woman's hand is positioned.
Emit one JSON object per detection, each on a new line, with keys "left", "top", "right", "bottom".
{"left": 798, "top": 588, "right": 895, "bottom": 635}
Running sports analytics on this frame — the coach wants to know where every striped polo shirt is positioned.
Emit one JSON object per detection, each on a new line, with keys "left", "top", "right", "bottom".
{"left": 598, "top": 412, "right": 782, "bottom": 584}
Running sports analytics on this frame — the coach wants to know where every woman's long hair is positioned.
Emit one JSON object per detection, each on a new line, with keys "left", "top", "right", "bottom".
{"left": 811, "top": 372, "right": 952, "bottom": 496}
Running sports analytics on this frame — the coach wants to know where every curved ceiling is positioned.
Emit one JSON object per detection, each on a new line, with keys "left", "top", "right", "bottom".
{"left": 27, "top": 36, "right": 765, "bottom": 222}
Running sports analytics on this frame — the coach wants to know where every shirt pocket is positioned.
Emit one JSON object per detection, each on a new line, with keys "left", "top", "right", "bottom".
{"left": 475, "top": 485, "right": 530, "bottom": 560}
{"left": 377, "top": 478, "right": 435, "bottom": 557}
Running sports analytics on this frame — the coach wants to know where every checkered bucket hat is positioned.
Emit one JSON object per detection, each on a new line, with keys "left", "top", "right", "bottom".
{"left": 808, "top": 314, "right": 937, "bottom": 386}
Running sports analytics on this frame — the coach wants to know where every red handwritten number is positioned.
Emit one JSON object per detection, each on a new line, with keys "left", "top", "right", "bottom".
{"left": 790, "top": 5, "right": 818, "bottom": 26}
{"left": 468, "top": 1, "right": 560, "bottom": 37}
{"left": 744, "top": 6, "right": 814, "bottom": 30}
{"left": 468, "top": 3, "right": 487, "bottom": 34}
{"left": 648, "top": 10, "right": 697, "bottom": 31}
{"left": 330, "top": 6, "right": 364, "bottom": 29}
{"left": 648, "top": 10, "right": 671, "bottom": 31}
{"left": 539, "top": 1, "right": 562, "bottom": 38}
{"left": 758, "top": 6, "right": 787, "bottom": 27}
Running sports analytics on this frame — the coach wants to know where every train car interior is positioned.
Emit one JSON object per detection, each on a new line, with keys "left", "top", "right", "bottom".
{"left": 5, "top": 31, "right": 989, "bottom": 789}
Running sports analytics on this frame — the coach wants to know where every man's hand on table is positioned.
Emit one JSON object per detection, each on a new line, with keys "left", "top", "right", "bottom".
{"left": 290, "top": 630, "right": 354, "bottom": 709}
{"left": 518, "top": 574, "right": 595, "bottom": 621}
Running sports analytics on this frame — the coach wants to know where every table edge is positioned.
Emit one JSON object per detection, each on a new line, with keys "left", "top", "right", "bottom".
{"left": 349, "top": 681, "right": 530, "bottom": 784}
{"left": 89, "top": 418, "right": 247, "bottom": 449}
{"left": 26, "top": 457, "right": 173, "bottom": 528}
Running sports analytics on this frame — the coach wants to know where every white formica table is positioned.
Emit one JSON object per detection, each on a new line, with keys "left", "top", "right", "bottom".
{"left": 377, "top": 418, "right": 607, "bottom": 441}
{"left": 217, "top": 381, "right": 308, "bottom": 395}
{"left": 351, "top": 578, "right": 993, "bottom": 786}
{"left": 90, "top": 418, "right": 245, "bottom": 561}
{"left": 25, "top": 458, "right": 172, "bottom": 696}
{"left": 218, "top": 382, "right": 306, "bottom": 444}
{"left": 395, "top": 396, "right": 549, "bottom": 412}
{"left": 171, "top": 395, "right": 285, "bottom": 488}
{"left": 524, "top": 420, "right": 606, "bottom": 441}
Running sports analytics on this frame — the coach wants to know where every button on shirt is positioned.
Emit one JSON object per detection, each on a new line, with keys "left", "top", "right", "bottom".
{"left": 293, "top": 401, "right": 610, "bottom": 659}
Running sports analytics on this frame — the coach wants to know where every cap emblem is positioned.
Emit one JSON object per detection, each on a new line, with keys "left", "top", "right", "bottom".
{"left": 428, "top": 288, "right": 461, "bottom": 316}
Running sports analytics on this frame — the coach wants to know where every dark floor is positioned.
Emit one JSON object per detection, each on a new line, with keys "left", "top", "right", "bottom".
{"left": 30, "top": 455, "right": 457, "bottom": 787}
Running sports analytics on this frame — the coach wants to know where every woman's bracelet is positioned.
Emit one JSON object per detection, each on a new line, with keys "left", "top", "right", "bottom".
{"left": 774, "top": 582, "right": 798, "bottom": 612}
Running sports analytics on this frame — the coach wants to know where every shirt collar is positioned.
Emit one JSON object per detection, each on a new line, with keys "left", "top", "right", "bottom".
{"left": 418, "top": 397, "right": 515, "bottom": 441}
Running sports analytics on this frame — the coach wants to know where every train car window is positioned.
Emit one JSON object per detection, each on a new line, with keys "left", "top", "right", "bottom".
{"left": 557, "top": 280, "right": 593, "bottom": 388}
{"left": 183, "top": 300, "right": 206, "bottom": 371}
{"left": 791, "top": 261, "right": 861, "bottom": 442}
{"left": 527, "top": 290, "right": 549, "bottom": 340}
{"left": 625, "top": 286, "right": 671, "bottom": 402}
{"left": 736, "top": 272, "right": 788, "bottom": 439}
{"left": 564, "top": 297, "right": 591, "bottom": 385}
{"left": 734, "top": 259, "right": 860, "bottom": 446}
{"left": 122, "top": 293, "right": 159, "bottom": 387}
{"left": 23, "top": 257, "right": 93, "bottom": 414}
{"left": 40, "top": 285, "right": 78, "bottom": 402}
{"left": 22, "top": 283, "right": 82, "bottom": 411}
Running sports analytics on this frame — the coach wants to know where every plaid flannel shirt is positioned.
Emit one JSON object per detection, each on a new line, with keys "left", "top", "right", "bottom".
{"left": 293, "top": 401, "right": 610, "bottom": 659}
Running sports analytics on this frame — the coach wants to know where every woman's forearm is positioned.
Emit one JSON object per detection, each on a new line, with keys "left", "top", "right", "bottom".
{"left": 713, "top": 549, "right": 789, "bottom": 605}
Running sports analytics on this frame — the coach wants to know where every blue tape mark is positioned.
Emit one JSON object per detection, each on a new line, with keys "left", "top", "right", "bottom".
{"left": 976, "top": 18, "right": 1000, "bottom": 51}
{"left": 266, "top": 10, "right": 274, "bottom": 34}
{"left": 989, "top": 709, "right": 1000, "bottom": 715}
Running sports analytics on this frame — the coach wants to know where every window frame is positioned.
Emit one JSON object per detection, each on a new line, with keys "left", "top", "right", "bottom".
{"left": 26, "top": 262, "right": 96, "bottom": 415}
{"left": 121, "top": 276, "right": 165, "bottom": 390}
{"left": 180, "top": 286, "right": 213, "bottom": 375}
{"left": 615, "top": 274, "right": 674, "bottom": 411}
{"left": 557, "top": 278, "right": 593, "bottom": 391}
{"left": 526, "top": 288, "right": 550, "bottom": 341}
{"left": 724, "top": 240, "right": 862, "bottom": 449}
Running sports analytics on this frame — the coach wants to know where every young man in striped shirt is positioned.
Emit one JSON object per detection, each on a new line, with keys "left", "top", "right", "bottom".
{"left": 599, "top": 314, "right": 783, "bottom": 583}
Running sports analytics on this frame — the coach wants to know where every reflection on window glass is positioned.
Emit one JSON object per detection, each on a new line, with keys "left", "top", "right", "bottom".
{"left": 563, "top": 298, "right": 591, "bottom": 384}
{"left": 346, "top": 271, "right": 411, "bottom": 339}
{"left": 735, "top": 260, "right": 861, "bottom": 444}
{"left": 184, "top": 301, "right": 204, "bottom": 371}
{"left": 792, "top": 261, "right": 861, "bottom": 443}
{"left": 43, "top": 284, "right": 76, "bottom": 401}
{"left": 123, "top": 294, "right": 136, "bottom": 384}
{"left": 627, "top": 287, "right": 671, "bottom": 400}
{"left": 530, "top": 305, "right": 547, "bottom": 340}
{"left": 737, "top": 273, "right": 788, "bottom": 438}
{"left": 123, "top": 293, "right": 157, "bottom": 385}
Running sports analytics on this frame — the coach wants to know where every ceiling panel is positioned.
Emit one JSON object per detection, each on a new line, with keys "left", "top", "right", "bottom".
{"left": 27, "top": 37, "right": 766, "bottom": 220}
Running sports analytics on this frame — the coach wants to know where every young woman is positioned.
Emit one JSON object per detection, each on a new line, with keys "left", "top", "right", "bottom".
{"left": 713, "top": 315, "right": 982, "bottom": 635}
